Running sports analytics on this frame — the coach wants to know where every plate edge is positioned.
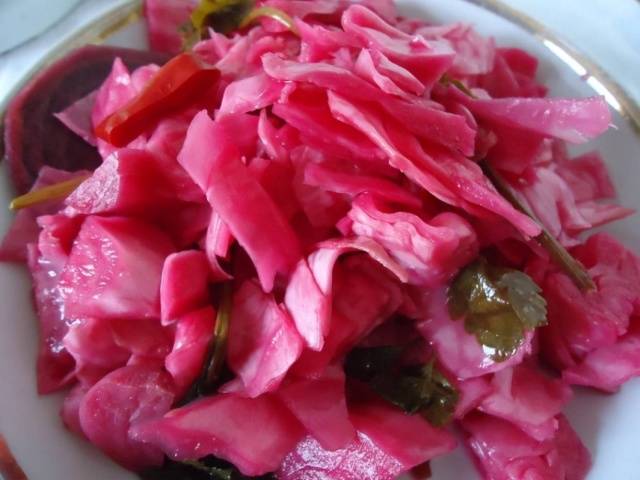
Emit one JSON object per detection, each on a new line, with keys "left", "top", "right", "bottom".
{"left": 468, "top": 0, "right": 640, "bottom": 134}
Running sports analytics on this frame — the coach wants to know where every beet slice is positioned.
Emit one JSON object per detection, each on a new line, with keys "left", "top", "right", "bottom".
{"left": 3, "top": 45, "right": 169, "bottom": 193}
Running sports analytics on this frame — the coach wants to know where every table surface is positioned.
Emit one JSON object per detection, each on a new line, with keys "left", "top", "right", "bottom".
{"left": 0, "top": 0, "right": 639, "bottom": 107}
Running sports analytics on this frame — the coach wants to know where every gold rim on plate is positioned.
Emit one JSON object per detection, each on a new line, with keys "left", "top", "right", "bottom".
{"left": 0, "top": 0, "right": 638, "bottom": 135}
{"left": 471, "top": 0, "right": 640, "bottom": 134}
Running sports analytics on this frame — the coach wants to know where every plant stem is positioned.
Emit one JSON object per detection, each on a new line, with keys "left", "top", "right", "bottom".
{"left": 10, "top": 175, "right": 90, "bottom": 210}
{"left": 482, "top": 161, "right": 595, "bottom": 292}
{"left": 239, "top": 6, "right": 299, "bottom": 34}
{"left": 202, "top": 281, "right": 233, "bottom": 394}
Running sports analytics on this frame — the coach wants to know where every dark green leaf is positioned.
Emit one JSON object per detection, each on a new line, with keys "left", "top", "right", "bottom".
{"left": 191, "top": 0, "right": 256, "bottom": 36}
{"left": 139, "top": 457, "right": 275, "bottom": 480}
{"left": 448, "top": 258, "right": 547, "bottom": 362}
{"left": 344, "top": 346, "right": 403, "bottom": 382}
{"left": 371, "top": 363, "right": 458, "bottom": 426}
{"left": 183, "top": 0, "right": 297, "bottom": 47}
{"left": 344, "top": 349, "right": 458, "bottom": 427}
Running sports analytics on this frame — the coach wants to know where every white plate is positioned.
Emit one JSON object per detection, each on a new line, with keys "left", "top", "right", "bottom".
{"left": 0, "top": 0, "right": 81, "bottom": 53}
{"left": 1, "top": 1, "right": 639, "bottom": 479}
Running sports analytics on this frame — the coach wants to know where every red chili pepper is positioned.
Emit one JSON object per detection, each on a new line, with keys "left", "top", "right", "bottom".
{"left": 95, "top": 53, "right": 220, "bottom": 147}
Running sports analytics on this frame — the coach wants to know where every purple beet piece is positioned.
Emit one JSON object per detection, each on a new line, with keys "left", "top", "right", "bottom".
{"left": 3, "top": 45, "right": 169, "bottom": 193}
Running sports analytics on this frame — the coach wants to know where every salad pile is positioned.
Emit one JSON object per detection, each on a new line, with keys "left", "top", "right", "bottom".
{"left": 2, "top": 0, "right": 639, "bottom": 479}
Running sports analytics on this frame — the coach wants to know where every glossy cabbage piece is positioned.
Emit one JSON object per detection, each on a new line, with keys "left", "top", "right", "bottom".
{"left": 144, "top": 0, "right": 198, "bottom": 54}
{"left": 263, "top": 53, "right": 476, "bottom": 156}
{"left": 110, "top": 317, "right": 174, "bottom": 362}
{"left": 202, "top": 212, "right": 235, "bottom": 282}
{"left": 416, "top": 22, "right": 496, "bottom": 76}
{"left": 515, "top": 151, "right": 633, "bottom": 246}
{"left": 59, "top": 216, "right": 175, "bottom": 320}
{"left": 26, "top": 214, "right": 84, "bottom": 393}
{"left": 482, "top": 123, "right": 550, "bottom": 175}
{"left": 63, "top": 318, "right": 130, "bottom": 386}
{"left": 454, "top": 93, "right": 611, "bottom": 144}
{"left": 323, "top": 89, "right": 539, "bottom": 237}
{"left": 277, "top": 366, "right": 355, "bottom": 451}
{"left": 292, "top": 255, "right": 404, "bottom": 377}
{"left": 63, "top": 316, "right": 173, "bottom": 386}
{"left": 218, "top": 72, "right": 285, "bottom": 116}
{"left": 160, "top": 250, "right": 210, "bottom": 324}
{"left": 78, "top": 364, "right": 176, "bottom": 470}
{"left": 462, "top": 412, "right": 590, "bottom": 480}
{"left": 562, "top": 322, "right": 640, "bottom": 393}
{"left": 61, "top": 384, "right": 88, "bottom": 436}
{"left": 64, "top": 146, "right": 210, "bottom": 248}
{"left": 341, "top": 5, "right": 455, "bottom": 89}
{"left": 295, "top": 18, "right": 358, "bottom": 64}
{"left": 273, "top": 87, "right": 387, "bottom": 168}
{"left": 65, "top": 149, "right": 173, "bottom": 217}
{"left": 165, "top": 306, "right": 215, "bottom": 393}
{"left": 353, "top": 48, "right": 425, "bottom": 97}
{"left": 346, "top": 194, "right": 478, "bottom": 286}
{"left": 478, "top": 365, "right": 572, "bottom": 441}
{"left": 303, "top": 161, "right": 421, "bottom": 208}
{"left": 278, "top": 399, "right": 456, "bottom": 480}
{"left": 224, "top": 280, "right": 303, "bottom": 398}
{"left": 285, "top": 236, "right": 407, "bottom": 350}
{"left": 453, "top": 376, "right": 493, "bottom": 419}
{"left": 192, "top": 26, "right": 300, "bottom": 79}
{"left": 265, "top": 0, "right": 398, "bottom": 23}
{"left": 475, "top": 47, "right": 546, "bottom": 99}
{"left": 131, "top": 393, "right": 305, "bottom": 476}
{"left": 418, "top": 289, "right": 535, "bottom": 379}
{"left": 0, "top": 167, "right": 88, "bottom": 262}
{"left": 530, "top": 233, "right": 640, "bottom": 390}
{"left": 55, "top": 89, "right": 98, "bottom": 147}
{"left": 249, "top": 154, "right": 300, "bottom": 221}
{"left": 178, "top": 111, "right": 301, "bottom": 292}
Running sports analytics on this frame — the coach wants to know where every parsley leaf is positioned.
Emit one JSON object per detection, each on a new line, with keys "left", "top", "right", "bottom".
{"left": 140, "top": 457, "right": 275, "bottom": 480}
{"left": 345, "top": 347, "right": 458, "bottom": 427}
{"left": 448, "top": 258, "right": 547, "bottom": 361}
{"left": 182, "top": 0, "right": 297, "bottom": 48}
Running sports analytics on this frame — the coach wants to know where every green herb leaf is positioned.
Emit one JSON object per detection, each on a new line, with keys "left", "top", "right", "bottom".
{"left": 344, "top": 345, "right": 403, "bottom": 382}
{"left": 448, "top": 258, "right": 547, "bottom": 361}
{"left": 191, "top": 0, "right": 256, "bottom": 36}
{"left": 345, "top": 348, "right": 459, "bottom": 427}
{"left": 182, "top": 0, "right": 297, "bottom": 48}
{"left": 140, "top": 456, "right": 275, "bottom": 480}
